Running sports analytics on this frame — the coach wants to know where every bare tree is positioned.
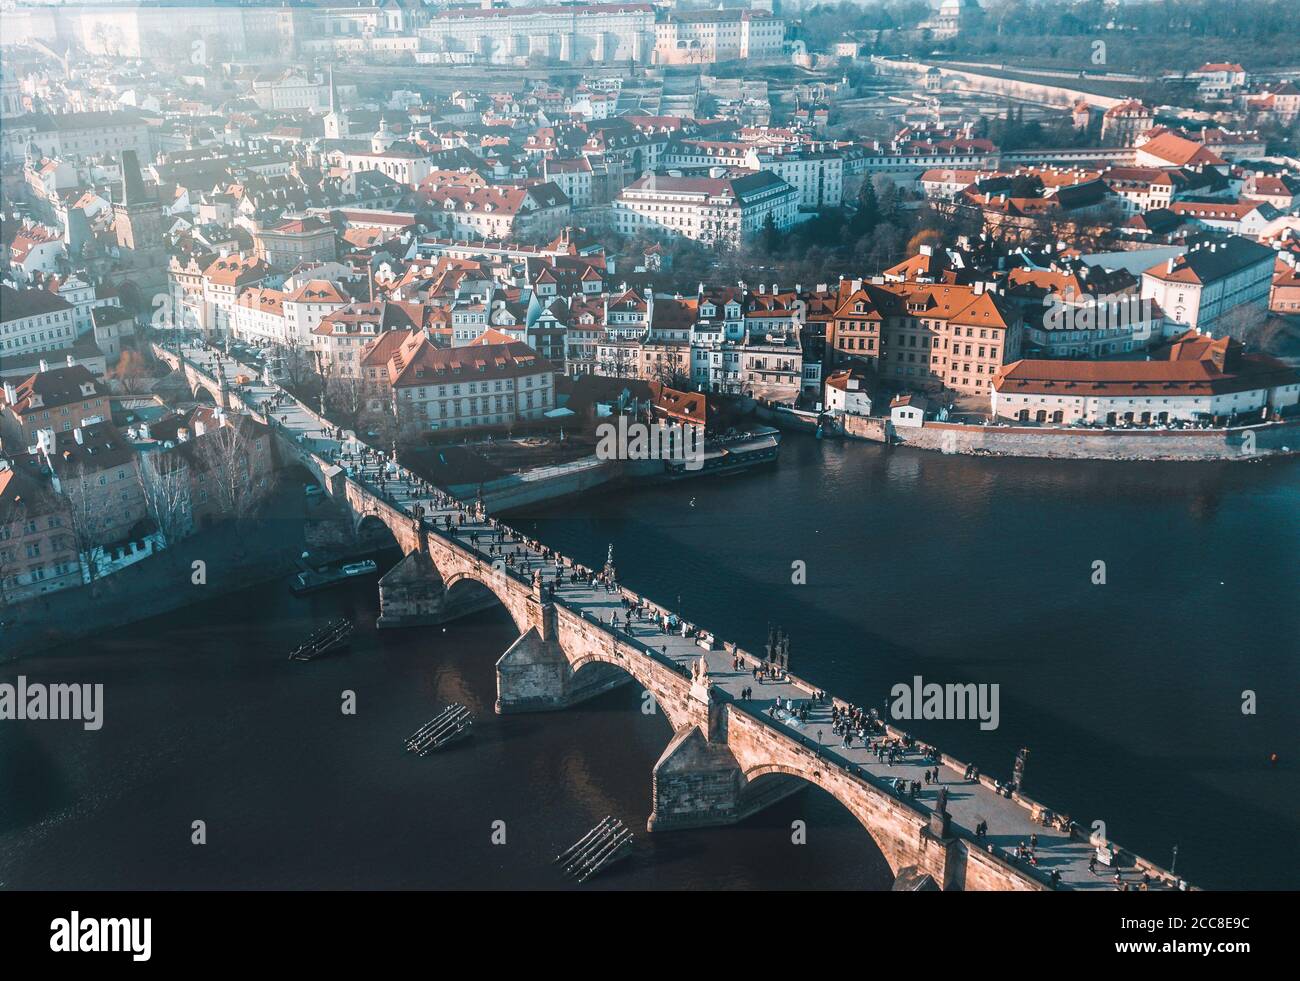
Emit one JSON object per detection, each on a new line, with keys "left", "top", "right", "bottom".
{"left": 195, "top": 418, "right": 271, "bottom": 532}
{"left": 138, "top": 450, "right": 193, "bottom": 547}
{"left": 59, "top": 463, "right": 107, "bottom": 585}
{"left": 0, "top": 497, "right": 27, "bottom": 606}
{"left": 597, "top": 347, "right": 637, "bottom": 379}
{"left": 324, "top": 372, "right": 367, "bottom": 432}
{"left": 107, "top": 348, "right": 162, "bottom": 396}
{"left": 1216, "top": 304, "right": 1274, "bottom": 350}
{"left": 279, "top": 336, "right": 314, "bottom": 390}
{"left": 360, "top": 398, "right": 400, "bottom": 453}
{"left": 646, "top": 354, "right": 692, "bottom": 390}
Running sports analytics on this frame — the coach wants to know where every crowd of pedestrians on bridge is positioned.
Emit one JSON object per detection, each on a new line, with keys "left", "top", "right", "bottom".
{"left": 231, "top": 360, "right": 1188, "bottom": 894}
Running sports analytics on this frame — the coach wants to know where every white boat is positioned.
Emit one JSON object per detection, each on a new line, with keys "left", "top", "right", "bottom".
{"left": 341, "top": 560, "right": 378, "bottom": 577}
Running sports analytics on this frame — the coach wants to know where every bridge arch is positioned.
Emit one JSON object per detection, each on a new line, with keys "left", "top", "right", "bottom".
{"left": 557, "top": 613, "right": 699, "bottom": 732}
{"left": 438, "top": 568, "right": 530, "bottom": 635}
{"left": 566, "top": 649, "right": 685, "bottom": 722}
{"left": 736, "top": 760, "right": 928, "bottom": 879}
{"left": 355, "top": 512, "right": 399, "bottom": 550}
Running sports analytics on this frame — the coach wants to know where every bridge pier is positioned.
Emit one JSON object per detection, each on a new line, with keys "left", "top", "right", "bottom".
{"left": 377, "top": 552, "right": 499, "bottom": 629}
{"left": 649, "top": 725, "right": 746, "bottom": 831}
{"left": 647, "top": 723, "right": 806, "bottom": 832}
{"left": 495, "top": 626, "right": 572, "bottom": 713}
{"left": 495, "top": 621, "right": 632, "bottom": 713}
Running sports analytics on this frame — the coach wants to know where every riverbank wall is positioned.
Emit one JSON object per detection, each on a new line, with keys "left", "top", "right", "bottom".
{"left": 754, "top": 403, "right": 824, "bottom": 434}
{"left": 871, "top": 55, "right": 1129, "bottom": 111}
{"left": 841, "top": 414, "right": 1300, "bottom": 462}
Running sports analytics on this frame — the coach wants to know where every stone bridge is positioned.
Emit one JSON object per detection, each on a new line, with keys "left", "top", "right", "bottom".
{"left": 159, "top": 340, "right": 1188, "bottom": 892}
{"left": 152, "top": 345, "right": 232, "bottom": 407}
{"left": 334, "top": 473, "right": 1152, "bottom": 891}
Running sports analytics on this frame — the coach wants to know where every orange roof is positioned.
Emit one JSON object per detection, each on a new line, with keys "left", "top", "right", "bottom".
{"left": 360, "top": 328, "right": 418, "bottom": 369}
{"left": 1138, "top": 132, "right": 1225, "bottom": 168}
{"left": 235, "top": 287, "right": 285, "bottom": 316}
{"left": 994, "top": 336, "right": 1295, "bottom": 398}
{"left": 388, "top": 334, "right": 549, "bottom": 388}
{"left": 203, "top": 254, "right": 271, "bottom": 287}
{"left": 469, "top": 327, "right": 519, "bottom": 346}
{"left": 285, "top": 279, "right": 349, "bottom": 304}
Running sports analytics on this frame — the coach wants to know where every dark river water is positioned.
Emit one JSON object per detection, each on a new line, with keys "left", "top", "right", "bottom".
{"left": 2, "top": 435, "right": 1297, "bottom": 890}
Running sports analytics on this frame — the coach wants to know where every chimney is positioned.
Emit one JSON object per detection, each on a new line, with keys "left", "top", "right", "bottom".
{"left": 1167, "top": 257, "right": 1176, "bottom": 273}
{"left": 194, "top": 420, "right": 207, "bottom": 437}
{"left": 74, "top": 427, "right": 84, "bottom": 445}
{"left": 2, "top": 382, "right": 15, "bottom": 404}
{"left": 66, "top": 354, "right": 75, "bottom": 367}
{"left": 178, "top": 427, "right": 190, "bottom": 442}
{"left": 39, "top": 358, "right": 49, "bottom": 373}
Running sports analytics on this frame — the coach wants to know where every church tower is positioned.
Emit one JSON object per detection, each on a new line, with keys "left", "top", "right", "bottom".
{"left": 324, "top": 67, "right": 350, "bottom": 140}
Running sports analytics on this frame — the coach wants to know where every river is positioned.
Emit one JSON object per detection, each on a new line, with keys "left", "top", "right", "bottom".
{"left": 2, "top": 435, "right": 1296, "bottom": 890}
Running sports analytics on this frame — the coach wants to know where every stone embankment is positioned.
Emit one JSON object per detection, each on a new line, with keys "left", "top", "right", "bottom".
{"left": 841, "top": 415, "right": 1300, "bottom": 462}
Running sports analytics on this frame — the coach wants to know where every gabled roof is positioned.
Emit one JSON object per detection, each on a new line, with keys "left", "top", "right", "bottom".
{"left": 3, "top": 364, "right": 103, "bottom": 417}
{"left": 285, "top": 279, "right": 349, "bottom": 304}
{"left": 993, "top": 336, "right": 1296, "bottom": 398}
{"left": 387, "top": 334, "right": 551, "bottom": 388}
{"left": 1138, "top": 131, "right": 1225, "bottom": 168}
{"left": 1143, "top": 237, "right": 1274, "bottom": 284}
{"left": 0, "top": 284, "right": 72, "bottom": 323}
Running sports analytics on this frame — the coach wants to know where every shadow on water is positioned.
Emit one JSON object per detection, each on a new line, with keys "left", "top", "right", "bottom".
{"left": 1, "top": 566, "right": 896, "bottom": 889}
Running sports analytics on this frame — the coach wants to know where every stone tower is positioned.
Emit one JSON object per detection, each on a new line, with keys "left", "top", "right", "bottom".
{"left": 113, "top": 149, "right": 164, "bottom": 256}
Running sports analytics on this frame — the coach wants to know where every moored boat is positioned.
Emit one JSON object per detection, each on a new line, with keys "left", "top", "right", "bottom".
{"left": 291, "top": 559, "right": 379, "bottom": 595}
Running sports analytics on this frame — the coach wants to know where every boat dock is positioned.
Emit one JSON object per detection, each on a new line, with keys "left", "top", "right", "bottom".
{"left": 287, "top": 619, "right": 354, "bottom": 661}
{"left": 405, "top": 703, "right": 474, "bottom": 755}
{"left": 555, "top": 817, "right": 634, "bottom": 883}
